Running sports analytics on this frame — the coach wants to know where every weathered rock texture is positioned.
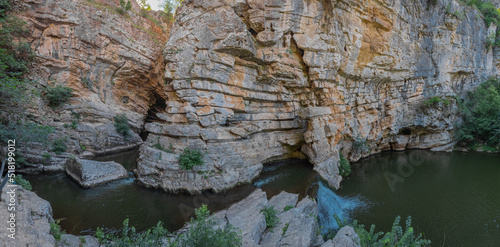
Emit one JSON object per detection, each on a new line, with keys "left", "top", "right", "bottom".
{"left": 12, "top": 0, "right": 169, "bottom": 159}
{"left": 211, "top": 190, "right": 323, "bottom": 247}
{"left": 0, "top": 185, "right": 97, "bottom": 247}
{"left": 65, "top": 158, "right": 128, "bottom": 188}
{"left": 136, "top": 0, "right": 499, "bottom": 192}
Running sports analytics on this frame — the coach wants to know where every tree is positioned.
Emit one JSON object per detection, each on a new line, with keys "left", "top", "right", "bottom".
{"left": 125, "top": 1, "right": 132, "bottom": 10}
{"left": 138, "top": 0, "right": 152, "bottom": 10}
{"left": 161, "top": 0, "right": 183, "bottom": 14}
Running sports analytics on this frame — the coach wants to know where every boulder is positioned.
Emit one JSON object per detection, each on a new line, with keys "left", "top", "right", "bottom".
{"left": 65, "top": 158, "right": 128, "bottom": 188}
{"left": 321, "top": 226, "right": 360, "bottom": 247}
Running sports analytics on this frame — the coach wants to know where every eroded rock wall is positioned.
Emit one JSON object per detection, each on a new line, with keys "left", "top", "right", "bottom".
{"left": 11, "top": 0, "right": 168, "bottom": 159}
{"left": 136, "top": 0, "right": 499, "bottom": 192}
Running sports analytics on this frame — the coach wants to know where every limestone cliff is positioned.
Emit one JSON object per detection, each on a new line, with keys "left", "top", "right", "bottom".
{"left": 12, "top": 0, "right": 169, "bottom": 159}
{"left": 135, "top": 0, "right": 499, "bottom": 192}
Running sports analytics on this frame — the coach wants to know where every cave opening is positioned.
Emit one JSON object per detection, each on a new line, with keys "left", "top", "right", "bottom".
{"left": 141, "top": 92, "right": 167, "bottom": 141}
{"left": 400, "top": 127, "right": 412, "bottom": 135}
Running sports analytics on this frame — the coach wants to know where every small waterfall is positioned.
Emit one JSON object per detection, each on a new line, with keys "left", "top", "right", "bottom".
{"left": 316, "top": 181, "right": 359, "bottom": 235}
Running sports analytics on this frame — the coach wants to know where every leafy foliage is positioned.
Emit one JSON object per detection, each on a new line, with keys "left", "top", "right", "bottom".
{"left": 456, "top": 77, "right": 500, "bottom": 149}
{"left": 161, "top": 0, "right": 183, "bottom": 13}
{"left": 178, "top": 147, "right": 204, "bottom": 170}
{"left": 339, "top": 153, "right": 351, "bottom": 177}
{"left": 45, "top": 85, "right": 73, "bottom": 107}
{"left": 114, "top": 114, "right": 130, "bottom": 139}
{"left": 96, "top": 205, "right": 242, "bottom": 247}
{"left": 333, "top": 215, "right": 431, "bottom": 247}
{"left": 0, "top": 121, "right": 55, "bottom": 144}
{"left": 353, "top": 137, "right": 369, "bottom": 153}
{"left": 96, "top": 219, "right": 169, "bottom": 247}
{"left": 14, "top": 174, "right": 32, "bottom": 190}
{"left": 175, "top": 204, "right": 242, "bottom": 247}
{"left": 261, "top": 206, "right": 279, "bottom": 230}
{"left": 421, "top": 96, "right": 451, "bottom": 109}
{"left": 50, "top": 220, "right": 66, "bottom": 241}
{"left": 52, "top": 137, "right": 68, "bottom": 155}
{"left": 283, "top": 205, "right": 294, "bottom": 212}
{"left": 152, "top": 142, "right": 174, "bottom": 153}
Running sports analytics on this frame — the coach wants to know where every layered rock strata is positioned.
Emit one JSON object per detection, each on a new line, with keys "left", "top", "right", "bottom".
{"left": 65, "top": 158, "right": 128, "bottom": 188}
{"left": 11, "top": 0, "right": 168, "bottom": 160}
{"left": 136, "top": 0, "right": 499, "bottom": 192}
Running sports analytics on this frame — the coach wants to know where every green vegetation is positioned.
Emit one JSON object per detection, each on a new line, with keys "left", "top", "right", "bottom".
{"left": 333, "top": 215, "right": 431, "bottom": 247}
{"left": 456, "top": 77, "right": 500, "bottom": 150}
{"left": 0, "top": 2, "right": 37, "bottom": 108}
{"left": 52, "top": 137, "right": 68, "bottom": 155}
{"left": 50, "top": 220, "right": 66, "bottom": 241}
{"left": 353, "top": 137, "right": 369, "bottom": 153}
{"left": 178, "top": 147, "right": 204, "bottom": 170}
{"left": 421, "top": 96, "right": 451, "bottom": 109}
{"left": 460, "top": 0, "right": 500, "bottom": 47}
{"left": 339, "top": 153, "right": 351, "bottom": 177}
{"left": 282, "top": 222, "right": 290, "bottom": 236}
{"left": 96, "top": 205, "right": 241, "bottom": 247}
{"left": 283, "top": 205, "right": 294, "bottom": 212}
{"left": 45, "top": 85, "right": 73, "bottom": 107}
{"left": 0, "top": 122, "right": 55, "bottom": 144}
{"left": 261, "top": 206, "right": 279, "bottom": 230}
{"left": 114, "top": 114, "right": 131, "bottom": 139}
{"left": 161, "top": 0, "right": 184, "bottom": 14}
{"left": 14, "top": 174, "right": 32, "bottom": 190}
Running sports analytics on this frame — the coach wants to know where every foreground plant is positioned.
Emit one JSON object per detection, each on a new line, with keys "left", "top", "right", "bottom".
{"left": 332, "top": 215, "right": 431, "bottom": 247}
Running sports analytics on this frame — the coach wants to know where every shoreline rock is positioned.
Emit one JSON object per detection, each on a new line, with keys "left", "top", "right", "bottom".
{"left": 65, "top": 158, "right": 128, "bottom": 188}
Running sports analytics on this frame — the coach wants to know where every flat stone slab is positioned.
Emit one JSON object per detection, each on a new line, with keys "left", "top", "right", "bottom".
{"left": 65, "top": 158, "right": 128, "bottom": 188}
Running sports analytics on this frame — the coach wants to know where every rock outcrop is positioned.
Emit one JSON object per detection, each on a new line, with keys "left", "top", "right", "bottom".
{"left": 0, "top": 184, "right": 98, "bottom": 247}
{"left": 136, "top": 0, "right": 499, "bottom": 192}
{"left": 65, "top": 158, "right": 128, "bottom": 188}
{"left": 322, "top": 226, "right": 361, "bottom": 247}
{"left": 211, "top": 190, "right": 324, "bottom": 247}
{"left": 11, "top": 0, "right": 169, "bottom": 159}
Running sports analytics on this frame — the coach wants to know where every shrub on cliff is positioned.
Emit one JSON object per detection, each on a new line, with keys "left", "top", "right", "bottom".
{"left": 339, "top": 153, "right": 351, "bottom": 177}
{"left": 45, "top": 85, "right": 73, "bottom": 107}
{"left": 261, "top": 206, "right": 279, "bottom": 231}
{"left": 114, "top": 114, "right": 131, "bottom": 139}
{"left": 178, "top": 147, "right": 204, "bottom": 170}
{"left": 52, "top": 137, "right": 68, "bottom": 155}
{"left": 14, "top": 174, "right": 32, "bottom": 190}
{"left": 456, "top": 77, "right": 500, "bottom": 149}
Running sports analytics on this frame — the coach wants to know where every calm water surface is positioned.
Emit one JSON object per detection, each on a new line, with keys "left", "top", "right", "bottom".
{"left": 338, "top": 150, "right": 500, "bottom": 247}
{"left": 26, "top": 149, "right": 500, "bottom": 246}
{"left": 26, "top": 154, "right": 316, "bottom": 235}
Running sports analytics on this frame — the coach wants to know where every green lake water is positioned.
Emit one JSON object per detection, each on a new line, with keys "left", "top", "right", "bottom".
{"left": 26, "top": 149, "right": 500, "bottom": 246}
{"left": 337, "top": 150, "right": 500, "bottom": 246}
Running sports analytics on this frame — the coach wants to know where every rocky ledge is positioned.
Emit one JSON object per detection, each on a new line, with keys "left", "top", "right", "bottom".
{"left": 65, "top": 158, "right": 129, "bottom": 188}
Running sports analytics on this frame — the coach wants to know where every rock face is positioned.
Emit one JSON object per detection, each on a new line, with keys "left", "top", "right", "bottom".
{"left": 12, "top": 0, "right": 169, "bottom": 158}
{"left": 322, "top": 226, "right": 361, "bottom": 247}
{"left": 65, "top": 158, "right": 128, "bottom": 188}
{"left": 212, "top": 190, "right": 324, "bottom": 247}
{"left": 0, "top": 185, "right": 98, "bottom": 246}
{"left": 136, "top": 0, "right": 500, "bottom": 192}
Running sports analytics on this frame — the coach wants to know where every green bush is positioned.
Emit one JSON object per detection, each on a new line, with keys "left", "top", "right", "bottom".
{"left": 50, "top": 220, "right": 66, "bottom": 241}
{"left": 261, "top": 206, "right": 279, "bottom": 230}
{"left": 175, "top": 204, "right": 242, "bottom": 247}
{"left": 456, "top": 77, "right": 500, "bottom": 148}
{"left": 14, "top": 174, "right": 32, "bottom": 190}
{"left": 96, "top": 205, "right": 242, "bottom": 247}
{"left": 45, "top": 85, "right": 73, "bottom": 107}
{"left": 178, "top": 148, "right": 204, "bottom": 170}
{"left": 283, "top": 205, "right": 294, "bottom": 212}
{"left": 0, "top": 121, "right": 55, "bottom": 144}
{"left": 333, "top": 215, "right": 431, "bottom": 246}
{"left": 339, "top": 153, "right": 351, "bottom": 177}
{"left": 96, "top": 219, "right": 169, "bottom": 246}
{"left": 114, "top": 114, "right": 130, "bottom": 139}
{"left": 52, "top": 137, "right": 68, "bottom": 155}
{"left": 353, "top": 137, "right": 369, "bottom": 153}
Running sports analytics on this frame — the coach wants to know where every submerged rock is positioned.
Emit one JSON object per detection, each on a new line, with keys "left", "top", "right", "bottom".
{"left": 65, "top": 158, "right": 128, "bottom": 188}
